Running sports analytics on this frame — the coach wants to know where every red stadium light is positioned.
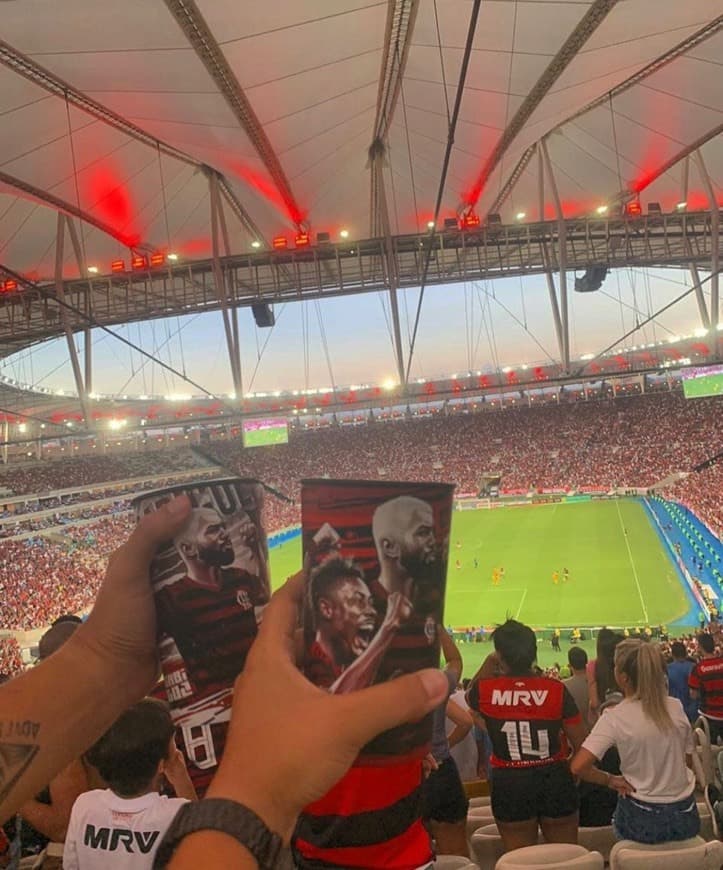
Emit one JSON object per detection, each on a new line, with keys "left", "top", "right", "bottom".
{"left": 460, "top": 212, "right": 480, "bottom": 229}
{"left": 2, "top": 280, "right": 18, "bottom": 292}
{"left": 150, "top": 252, "right": 166, "bottom": 268}
{"left": 295, "top": 232, "right": 310, "bottom": 247}
{"left": 626, "top": 200, "right": 642, "bottom": 217}
{"left": 111, "top": 259, "right": 126, "bottom": 273}
{"left": 272, "top": 236, "right": 288, "bottom": 250}
{"left": 131, "top": 254, "right": 148, "bottom": 270}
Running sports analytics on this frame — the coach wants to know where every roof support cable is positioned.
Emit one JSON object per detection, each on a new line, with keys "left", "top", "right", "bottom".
{"left": 575, "top": 268, "right": 721, "bottom": 377}
{"left": 314, "top": 301, "right": 337, "bottom": 393}
{"left": 404, "top": 0, "right": 483, "bottom": 386}
{"left": 0, "top": 265, "right": 239, "bottom": 417}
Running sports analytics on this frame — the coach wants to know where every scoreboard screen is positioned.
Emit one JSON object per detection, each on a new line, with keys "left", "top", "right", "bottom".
{"left": 242, "top": 418, "right": 289, "bottom": 448}
{"left": 682, "top": 365, "right": 723, "bottom": 399}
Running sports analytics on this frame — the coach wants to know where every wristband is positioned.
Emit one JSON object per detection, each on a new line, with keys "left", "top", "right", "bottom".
{"left": 152, "top": 798, "right": 294, "bottom": 869}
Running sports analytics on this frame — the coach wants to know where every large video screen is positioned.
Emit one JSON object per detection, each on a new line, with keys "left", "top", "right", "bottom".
{"left": 242, "top": 417, "right": 289, "bottom": 448}
{"left": 682, "top": 365, "right": 723, "bottom": 399}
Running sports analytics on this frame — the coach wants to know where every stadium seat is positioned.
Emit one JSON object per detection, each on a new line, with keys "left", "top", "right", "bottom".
{"left": 495, "top": 844, "right": 604, "bottom": 868}
{"left": 433, "top": 856, "right": 479, "bottom": 869}
{"left": 469, "top": 796, "right": 492, "bottom": 808}
{"left": 697, "top": 801, "right": 715, "bottom": 841}
{"left": 694, "top": 725, "right": 716, "bottom": 787}
{"left": 469, "top": 824, "right": 508, "bottom": 870}
{"left": 470, "top": 823, "right": 544, "bottom": 870}
{"left": 608, "top": 836, "right": 723, "bottom": 869}
{"left": 466, "top": 805, "right": 495, "bottom": 838}
{"left": 577, "top": 826, "right": 616, "bottom": 861}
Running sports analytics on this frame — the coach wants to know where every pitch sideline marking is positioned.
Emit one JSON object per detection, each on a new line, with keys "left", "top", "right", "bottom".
{"left": 615, "top": 499, "right": 649, "bottom": 623}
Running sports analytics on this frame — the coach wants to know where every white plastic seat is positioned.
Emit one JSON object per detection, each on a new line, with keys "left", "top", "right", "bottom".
{"left": 577, "top": 826, "right": 616, "bottom": 861}
{"left": 470, "top": 823, "right": 544, "bottom": 870}
{"left": 466, "top": 806, "right": 495, "bottom": 837}
{"left": 694, "top": 726, "right": 715, "bottom": 787}
{"left": 469, "top": 796, "right": 492, "bottom": 808}
{"left": 609, "top": 836, "right": 723, "bottom": 869}
{"left": 495, "top": 843, "right": 604, "bottom": 868}
{"left": 433, "top": 855, "right": 479, "bottom": 869}
{"left": 470, "top": 823, "right": 507, "bottom": 870}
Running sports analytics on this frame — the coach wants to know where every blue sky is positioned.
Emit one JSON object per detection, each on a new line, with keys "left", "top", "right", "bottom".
{"left": 2, "top": 267, "right": 710, "bottom": 397}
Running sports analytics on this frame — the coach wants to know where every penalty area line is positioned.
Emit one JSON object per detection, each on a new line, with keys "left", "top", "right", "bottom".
{"left": 515, "top": 588, "right": 528, "bottom": 620}
{"left": 615, "top": 499, "right": 649, "bottom": 623}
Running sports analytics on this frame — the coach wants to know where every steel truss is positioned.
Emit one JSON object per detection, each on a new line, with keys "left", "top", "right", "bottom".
{"left": 0, "top": 210, "right": 719, "bottom": 358}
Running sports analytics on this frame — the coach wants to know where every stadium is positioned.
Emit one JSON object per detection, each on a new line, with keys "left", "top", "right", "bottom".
{"left": 0, "top": 1, "right": 721, "bottom": 867}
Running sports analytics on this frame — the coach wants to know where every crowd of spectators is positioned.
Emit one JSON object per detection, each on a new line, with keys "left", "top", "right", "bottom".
{"left": 0, "top": 636, "right": 23, "bottom": 678}
{"left": 0, "top": 515, "right": 133, "bottom": 631}
{"left": 0, "top": 447, "right": 208, "bottom": 496}
{"left": 205, "top": 391, "right": 721, "bottom": 529}
{"left": 671, "top": 460, "right": 723, "bottom": 539}
{"left": 0, "top": 501, "right": 129, "bottom": 538}
{"left": 0, "top": 390, "right": 718, "bottom": 635}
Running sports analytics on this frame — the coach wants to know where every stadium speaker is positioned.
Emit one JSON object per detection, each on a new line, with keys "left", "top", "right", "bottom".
{"left": 443, "top": 217, "right": 458, "bottom": 230}
{"left": 252, "top": 303, "right": 275, "bottom": 328}
{"left": 574, "top": 265, "right": 608, "bottom": 293}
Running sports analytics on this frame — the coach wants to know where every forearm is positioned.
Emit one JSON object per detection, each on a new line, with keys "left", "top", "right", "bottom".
{"left": 447, "top": 725, "right": 470, "bottom": 749}
{"left": 573, "top": 761, "right": 611, "bottom": 787}
{"left": 168, "top": 768, "right": 198, "bottom": 802}
{"left": 0, "top": 635, "right": 145, "bottom": 823}
{"left": 169, "top": 831, "right": 258, "bottom": 869}
{"left": 18, "top": 799, "right": 68, "bottom": 842}
{"left": 439, "top": 628, "right": 462, "bottom": 680}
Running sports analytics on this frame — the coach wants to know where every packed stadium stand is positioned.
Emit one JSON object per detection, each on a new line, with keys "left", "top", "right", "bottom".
{"left": 0, "top": 447, "right": 209, "bottom": 495}
{"left": 0, "top": 391, "right": 718, "bottom": 636}
{"left": 211, "top": 392, "right": 722, "bottom": 495}
{"left": 0, "top": 0, "right": 721, "bottom": 863}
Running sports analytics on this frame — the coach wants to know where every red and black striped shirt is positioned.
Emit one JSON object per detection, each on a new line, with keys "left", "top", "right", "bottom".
{"left": 293, "top": 756, "right": 432, "bottom": 870}
{"left": 293, "top": 576, "right": 438, "bottom": 868}
{"left": 468, "top": 674, "right": 580, "bottom": 769}
{"left": 304, "top": 640, "right": 342, "bottom": 689}
{"left": 689, "top": 655, "right": 723, "bottom": 720}
{"left": 155, "top": 567, "right": 267, "bottom": 696}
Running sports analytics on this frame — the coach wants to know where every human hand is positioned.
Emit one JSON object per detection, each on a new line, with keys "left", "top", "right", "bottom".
{"left": 72, "top": 496, "right": 192, "bottom": 703}
{"left": 608, "top": 774, "right": 635, "bottom": 797}
{"left": 205, "top": 573, "right": 449, "bottom": 841}
{"left": 164, "top": 742, "right": 189, "bottom": 783}
{"left": 422, "top": 752, "right": 438, "bottom": 779}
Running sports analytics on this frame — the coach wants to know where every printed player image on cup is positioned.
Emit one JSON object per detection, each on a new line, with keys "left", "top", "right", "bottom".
{"left": 132, "top": 477, "right": 270, "bottom": 797}
{"left": 301, "top": 478, "right": 455, "bottom": 758}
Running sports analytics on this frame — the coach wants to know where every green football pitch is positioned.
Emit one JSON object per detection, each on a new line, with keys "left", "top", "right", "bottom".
{"left": 268, "top": 499, "right": 694, "bottom": 673}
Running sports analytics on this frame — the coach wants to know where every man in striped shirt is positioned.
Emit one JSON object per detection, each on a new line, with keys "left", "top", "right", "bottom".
{"left": 156, "top": 508, "right": 268, "bottom": 690}
{"left": 155, "top": 508, "right": 268, "bottom": 795}
{"left": 689, "top": 632, "right": 723, "bottom": 743}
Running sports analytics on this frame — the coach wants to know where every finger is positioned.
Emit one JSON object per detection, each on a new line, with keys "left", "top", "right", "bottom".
{"left": 120, "top": 496, "right": 192, "bottom": 565}
{"left": 255, "top": 572, "right": 305, "bottom": 656}
{"left": 338, "top": 668, "right": 449, "bottom": 747}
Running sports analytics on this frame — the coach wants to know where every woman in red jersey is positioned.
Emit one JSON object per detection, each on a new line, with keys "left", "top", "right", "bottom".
{"left": 467, "top": 619, "right": 587, "bottom": 852}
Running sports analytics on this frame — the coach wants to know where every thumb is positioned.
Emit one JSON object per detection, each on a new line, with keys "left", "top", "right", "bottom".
{"left": 120, "top": 495, "right": 192, "bottom": 565}
{"left": 338, "top": 669, "right": 449, "bottom": 748}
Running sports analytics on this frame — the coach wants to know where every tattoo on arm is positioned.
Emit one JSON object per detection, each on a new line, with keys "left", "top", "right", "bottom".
{"left": 0, "top": 721, "right": 41, "bottom": 803}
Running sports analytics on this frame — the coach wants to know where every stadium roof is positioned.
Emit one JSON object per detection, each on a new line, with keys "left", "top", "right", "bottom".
{"left": 0, "top": 0, "right": 720, "bottom": 282}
